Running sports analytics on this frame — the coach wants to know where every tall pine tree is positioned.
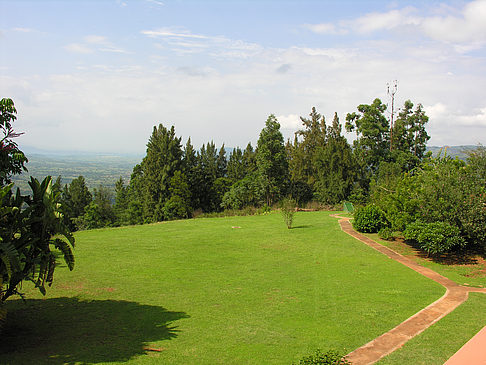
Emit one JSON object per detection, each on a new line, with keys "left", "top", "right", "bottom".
{"left": 141, "top": 124, "right": 183, "bottom": 222}
{"left": 256, "top": 115, "right": 289, "bottom": 206}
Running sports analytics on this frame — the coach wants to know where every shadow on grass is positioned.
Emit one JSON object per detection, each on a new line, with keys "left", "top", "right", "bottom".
{"left": 404, "top": 238, "right": 484, "bottom": 265}
{"left": 1, "top": 297, "right": 189, "bottom": 364}
{"left": 291, "top": 225, "right": 312, "bottom": 229}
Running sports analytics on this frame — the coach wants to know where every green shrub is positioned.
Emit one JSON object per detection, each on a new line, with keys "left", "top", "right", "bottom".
{"left": 281, "top": 197, "right": 297, "bottom": 229}
{"left": 378, "top": 227, "right": 395, "bottom": 241}
{"left": 294, "top": 349, "right": 351, "bottom": 365}
{"left": 404, "top": 221, "right": 466, "bottom": 254}
{"left": 353, "top": 204, "right": 388, "bottom": 233}
{"left": 458, "top": 189, "right": 486, "bottom": 251}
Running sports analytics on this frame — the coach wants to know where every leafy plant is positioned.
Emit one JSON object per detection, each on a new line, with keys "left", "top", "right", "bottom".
{"left": 378, "top": 227, "right": 395, "bottom": 241}
{"left": 404, "top": 221, "right": 465, "bottom": 254}
{"left": 0, "top": 177, "right": 75, "bottom": 303}
{"left": 281, "top": 197, "right": 297, "bottom": 229}
{"left": 0, "top": 98, "right": 28, "bottom": 186}
{"left": 352, "top": 204, "right": 388, "bottom": 233}
{"left": 294, "top": 349, "right": 351, "bottom": 365}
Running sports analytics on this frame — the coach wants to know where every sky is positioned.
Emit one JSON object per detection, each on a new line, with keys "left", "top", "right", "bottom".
{"left": 1, "top": 0, "right": 486, "bottom": 154}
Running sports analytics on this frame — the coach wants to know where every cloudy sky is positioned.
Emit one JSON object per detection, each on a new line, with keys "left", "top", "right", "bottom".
{"left": 1, "top": 0, "right": 486, "bottom": 154}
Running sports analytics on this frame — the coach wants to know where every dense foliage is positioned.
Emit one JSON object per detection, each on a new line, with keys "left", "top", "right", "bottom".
{"left": 353, "top": 204, "right": 389, "bottom": 233}
{"left": 371, "top": 147, "right": 486, "bottom": 254}
{"left": 0, "top": 98, "right": 28, "bottom": 186}
{"left": 294, "top": 349, "right": 351, "bottom": 365}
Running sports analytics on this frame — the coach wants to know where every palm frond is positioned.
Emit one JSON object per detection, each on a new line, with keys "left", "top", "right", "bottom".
{"left": 52, "top": 238, "right": 75, "bottom": 271}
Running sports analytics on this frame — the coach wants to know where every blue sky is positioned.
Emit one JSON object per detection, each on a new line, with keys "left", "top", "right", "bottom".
{"left": 1, "top": 0, "right": 486, "bottom": 153}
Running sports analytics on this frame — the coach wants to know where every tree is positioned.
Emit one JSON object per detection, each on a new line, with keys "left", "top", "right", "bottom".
{"left": 227, "top": 147, "right": 245, "bottom": 183}
{"left": 124, "top": 164, "right": 145, "bottom": 225}
{"left": 314, "top": 113, "right": 355, "bottom": 204}
{"left": 114, "top": 177, "right": 129, "bottom": 226}
{"left": 242, "top": 142, "right": 257, "bottom": 175}
{"left": 345, "top": 98, "right": 391, "bottom": 197}
{"left": 75, "top": 185, "right": 114, "bottom": 229}
{"left": 182, "top": 138, "right": 199, "bottom": 209}
{"left": 217, "top": 143, "right": 227, "bottom": 178}
{"left": 256, "top": 114, "right": 289, "bottom": 206}
{"left": 392, "top": 100, "right": 430, "bottom": 172}
{"left": 345, "top": 98, "right": 390, "bottom": 175}
{"left": 163, "top": 170, "right": 191, "bottom": 220}
{"left": 293, "top": 107, "right": 327, "bottom": 187}
{"left": 221, "top": 172, "right": 264, "bottom": 210}
{"left": 0, "top": 98, "right": 28, "bottom": 185}
{"left": 141, "top": 124, "right": 183, "bottom": 222}
{"left": 62, "top": 176, "right": 92, "bottom": 229}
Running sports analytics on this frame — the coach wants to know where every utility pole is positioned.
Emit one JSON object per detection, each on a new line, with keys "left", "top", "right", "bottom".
{"left": 387, "top": 80, "right": 398, "bottom": 152}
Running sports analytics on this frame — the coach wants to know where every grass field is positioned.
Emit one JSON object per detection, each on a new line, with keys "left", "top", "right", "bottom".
{"left": 0, "top": 211, "right": 464, "bottom": 364}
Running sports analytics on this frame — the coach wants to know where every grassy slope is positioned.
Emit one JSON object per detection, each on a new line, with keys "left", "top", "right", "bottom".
{"left": 3, "top": 212, "right": 444, "bottom": 364}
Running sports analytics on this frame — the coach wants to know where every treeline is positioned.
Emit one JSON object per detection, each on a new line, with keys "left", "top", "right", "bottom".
{"left": 55, "top": 97, "right": 433, "bottom": 230}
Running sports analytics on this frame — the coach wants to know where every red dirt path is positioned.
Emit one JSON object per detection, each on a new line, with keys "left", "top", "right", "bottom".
{"left": 331, "top": 215, "right": 486, "bottom": 365}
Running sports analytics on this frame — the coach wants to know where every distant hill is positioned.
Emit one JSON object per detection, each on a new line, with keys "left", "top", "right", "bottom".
{"left": 426, "top": 145, "right": 481, "bottom": 161}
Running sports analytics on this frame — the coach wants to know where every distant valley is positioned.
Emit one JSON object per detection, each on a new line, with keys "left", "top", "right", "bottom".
{"left": 12, "top": 152, "right": 142, "bottom": 192}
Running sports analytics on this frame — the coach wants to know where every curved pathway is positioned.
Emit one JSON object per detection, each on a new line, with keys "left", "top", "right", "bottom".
{"left": 331, "top": 215, "right": 486, "bottom": 365}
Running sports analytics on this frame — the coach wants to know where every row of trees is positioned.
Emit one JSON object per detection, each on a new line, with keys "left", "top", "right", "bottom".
{"left": 50, "top": 97, "right": 431, "bottom": 230}
{"left": 112, "top": 97, "right": 429, "bottom": 225}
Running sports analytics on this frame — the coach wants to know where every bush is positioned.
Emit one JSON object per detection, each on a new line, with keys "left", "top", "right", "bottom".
{"left": 294, "top": 349, "right": 351, "bottom": 365}
{"left": 378, "top": 227, "right": 395, "bottom": 241}
{"left": 353, "top": 204, "right": 388, "bottom": 233}
{"left": 404, "top": 221, "right": 466, "bottom": 254}
{"left": 281, "top": 197, "right": 297, "bottom": 229}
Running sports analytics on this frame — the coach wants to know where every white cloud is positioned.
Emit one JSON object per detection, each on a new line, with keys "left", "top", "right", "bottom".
{"left": 302, "top": 23, "right": 346, "bottom": 35}
{"left": 421, "top": 0, "right": 486, "bottom": 47}
{"left": 141, "top": 27, "right": 263, "bottom": 59}
{"left": 84, "top": 35, "right": 108, "bottom": 44}
{"left": 458, "top": 107, "right": 486, "bottom": 126}
{"left": 276, "top": 114, "right": 301, "bottom": 130}
{"left": 353, "top": 7, "right": 420, "bottom": 33}
{"left": 304, "top": 0, "right": 486, "bottom": 51}
{"left": 141, "top": 28, "right": 209, "bottom": 40}
{"left": 64, "top": 43, "right": 93, "bottom": 54}
{"left": 12, "top": 27, "right": 34, "bottom": 33}
{"left": 146, "top": 0, "right": 164, "bottom": 6}
{"left": 64, "top": 35, "right": 129, "bottom": 55}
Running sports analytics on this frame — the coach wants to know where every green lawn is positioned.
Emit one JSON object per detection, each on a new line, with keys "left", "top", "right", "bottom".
{"left": 366, "top": 233, "right": 486, "bottom": 288}
{"left": 378, "top": 293, "right": 486, "bottom": 365}
{"left": 2, "top": 212, "right": 447, "bottom": 364}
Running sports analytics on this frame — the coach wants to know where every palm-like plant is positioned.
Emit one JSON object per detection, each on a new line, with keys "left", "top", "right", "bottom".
{"left": 0, "top": 177, "right": 75, "bottom": 319}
